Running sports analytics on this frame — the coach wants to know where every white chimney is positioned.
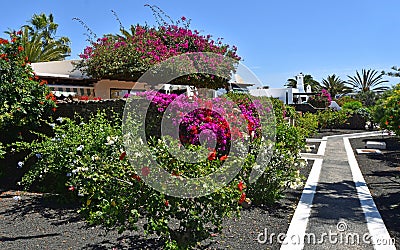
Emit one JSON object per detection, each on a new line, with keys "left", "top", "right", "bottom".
{"left": 297, "top": 73, "right": 304, "bottom": 93}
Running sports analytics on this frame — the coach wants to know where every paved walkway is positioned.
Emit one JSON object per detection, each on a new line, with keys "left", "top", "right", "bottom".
{"left": 281, "top": 132, "right": 396, "bottom": 250}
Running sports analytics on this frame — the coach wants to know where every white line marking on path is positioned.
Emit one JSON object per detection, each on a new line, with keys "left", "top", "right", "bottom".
{"left": 344, "top": 135, "right": 395, "bottom": 250}
{"left": 281, "top": 131, "right": 393, "bottom": 250}
{"left": 280, "top": 159, "right": 323, "bottom": 249}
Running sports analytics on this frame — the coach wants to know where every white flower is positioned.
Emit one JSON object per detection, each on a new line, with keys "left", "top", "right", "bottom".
{"left": 66, "top": 173, "right": 72, "bottom": 177}
{"left": 17, "top": 161, "right": 24, "bottom": 168}
{"left": 91, "top": 155, "right": 99, "bottom": 161}
{"left": 79, "top": 122, "right": 85, "bottom": 126}
{"left": 49, "top": 123, "right": 56, "bottom": 128}
{"left": 72, "top": 169, "right": 78, "bottom": 174}
{"left": 35, "top": 153, "right": 42, "bottom": 159}
{"left": 76, "top": 145, "right": 84, "bottom": 151}
{"left": 105, "top": 140, "right": 115, "bottom": 146}
{"left": 13, "top": 196, "right": 21, "bottom": 201}
{"left": 56, "top": 117, "right": 64, "bottom": 123}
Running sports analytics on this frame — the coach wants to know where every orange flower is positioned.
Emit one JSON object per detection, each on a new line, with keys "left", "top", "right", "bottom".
{"left": 237, "top": 181, "right": 244, "bottom": 191}
{"left": 220, "top": 155, "right": 228, "bottom": 161}
{"left": 238, "top": 192, "right": 246, "bottom": 204}
{"left": 385, "top": 120, "right": 389, "bottom": 125}
{"left": 0, "top": 38, "right": 9, "bottom": 44}
{"left": 39, "top": 80, "right": 47, "bottom": 86}
{"left": 52, "top": 107, "right": 57, "bottom": 112}
{"left": 208, "top": 150, "right": 216, "bottom": 161}
{"left": 18, "top": 46, "right": 24, "bottom": 51}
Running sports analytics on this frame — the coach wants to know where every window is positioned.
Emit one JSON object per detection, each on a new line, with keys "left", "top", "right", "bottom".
{"left": 110, "top": 89, "right": 131, "bottom": 99}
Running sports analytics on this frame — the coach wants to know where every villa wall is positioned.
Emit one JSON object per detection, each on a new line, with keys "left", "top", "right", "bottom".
{"left": 94, "top": 80, "right": 147, "bottom": 99}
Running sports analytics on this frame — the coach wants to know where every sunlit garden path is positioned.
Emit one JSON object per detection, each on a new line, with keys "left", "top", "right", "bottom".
{"left": 282, "top": 132, "right": 396, "bottom": 250}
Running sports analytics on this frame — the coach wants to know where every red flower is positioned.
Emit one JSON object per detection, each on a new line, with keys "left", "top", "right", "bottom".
{"left": 0, "top": 38, "right": 9, "bottom": 44}
{"left": 16, "top": 30, "right": 22, "bottom": 35}
{"left": 141, "top": 166, "right": 150, "bottom": 177}
{"left": 385, "top": 120, "right": 389, "bottom": 125}
{"left": 165, "top": 200, "right": 169, "bottom": 207}
{"left": 238, "top": 192, "right": 246, "bottom": 204}
{"left": 208, "top": 150, "right": 216, "bottom": 161}
{"left": 237, "top": 181, "right": 244, "bottom": 191}
{"left": 52, "top": 107, "right": 57, "bottom": 112}
{"left": 220, "top": 155, "right": 228, "bottom": 161}
{"left": 132, "top": 174, "right": 141, "bottom": 182}
{"left": 119, "top": 152, "right": 127, "bottom": 160}
{"left": 68, "top": 186, "right": 75, "bottom": 191}
{"left": 18, "top": 46, "right": 24, "bottom": 52}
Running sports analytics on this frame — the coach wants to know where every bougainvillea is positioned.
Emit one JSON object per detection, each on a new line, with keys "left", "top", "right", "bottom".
{"left": 136, "top": 91, "right": 271, "bottom": 155}
{"left": 307, "top": 88, "right": 332, "bottom": 108}
{"left": 76, "top": 11, "right": 240, "bottom": 89}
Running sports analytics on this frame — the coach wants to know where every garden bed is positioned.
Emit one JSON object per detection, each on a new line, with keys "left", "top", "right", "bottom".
{"left": 350, "top": 136, "right": 400, "bottom": 249}
{"left": 0, "top": 160, "right": 314, "bottom": 250}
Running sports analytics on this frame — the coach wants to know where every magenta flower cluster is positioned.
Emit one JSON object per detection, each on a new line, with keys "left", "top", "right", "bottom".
{"left": 79, "top": 23, "right": 240, "bottom": 65}
{"left": 308, "top": 89, "right": 332, "bottom": 108}
{"left": 136, "top": 91, "right": 271, "bottom": 155}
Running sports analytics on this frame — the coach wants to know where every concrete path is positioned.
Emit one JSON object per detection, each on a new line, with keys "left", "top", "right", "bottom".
{"left": 281, "top": 132, "right": 396, "bottom": 250}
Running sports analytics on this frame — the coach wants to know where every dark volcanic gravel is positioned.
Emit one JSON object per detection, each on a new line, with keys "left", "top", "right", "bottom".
{"left": 350, "top": 136, "right": 400, "bottom": 249}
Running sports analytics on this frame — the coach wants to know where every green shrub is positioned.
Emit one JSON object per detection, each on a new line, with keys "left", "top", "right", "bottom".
{"left": 0, "top": 33, "right": 56, "bottom": 141}
{"left": 342, "top": 101, "right": 363, "bottom": 112}
{"left": 374, "top": 84, "right": 400, "bottom": 135}
{"left": 317, "top": 109, "right": 349, "bottom": 131}
{"left": 295, "top": 112, "right": 318, "bottom": 137}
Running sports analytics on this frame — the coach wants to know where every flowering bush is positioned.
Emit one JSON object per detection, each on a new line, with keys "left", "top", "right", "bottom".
{"left": 307, "top": 89, "right": 332, "bottom": 108}
{"left": 17, "top": 91, "right": 307, "bottom": 248}
{"left": 76, "top": 11, "right": 240, "bottom": 89}
{"left": 0, "top": 32, "right": 56, "bottom": 141}
{"left": 374, "top": 84, "right": 400, "bottom": 135}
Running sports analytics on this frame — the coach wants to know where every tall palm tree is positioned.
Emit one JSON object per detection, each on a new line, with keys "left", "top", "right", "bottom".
{"left": 24, "top": 13, "right": 71, "bottom": 60}
{"left": 346, "top": 69, "right": 389, "bottom": 93}
{"left": 285, "top": 74, "right": 321, "bottom": 92}
{"left": 321, "top": 74, "right": 352, "bottom": 98}
{"left": 20, "top": 26, "right": 68, "bottom": 62}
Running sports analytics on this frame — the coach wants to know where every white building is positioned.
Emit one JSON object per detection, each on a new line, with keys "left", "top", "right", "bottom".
{"left": 249, "top": 73, "right": 312, "bottom": 104}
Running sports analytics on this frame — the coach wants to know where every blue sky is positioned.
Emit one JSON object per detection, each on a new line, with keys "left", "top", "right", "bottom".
{"left": 1, "top": 0, "right": 399, "bottom": 88}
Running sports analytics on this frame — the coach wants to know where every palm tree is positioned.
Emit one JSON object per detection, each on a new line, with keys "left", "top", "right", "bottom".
{"left": 346, "top": 69, "right": 389, "bottom": 93}
{"left": 321, "top": 74, "right": 352, "bottom": 98}
{"left": 23, "top": 13, "right": 71, "bottom": 61}
{"left": 285, "top": 74, "right": 321, "bottom": 92}
{"left": 20, "top": 26, "right": 68, "bottom": 62}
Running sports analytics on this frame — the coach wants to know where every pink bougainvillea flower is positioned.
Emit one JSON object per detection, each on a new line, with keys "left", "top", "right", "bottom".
{"left": 68, "top": 186, "right": 75, "bottom": 191}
